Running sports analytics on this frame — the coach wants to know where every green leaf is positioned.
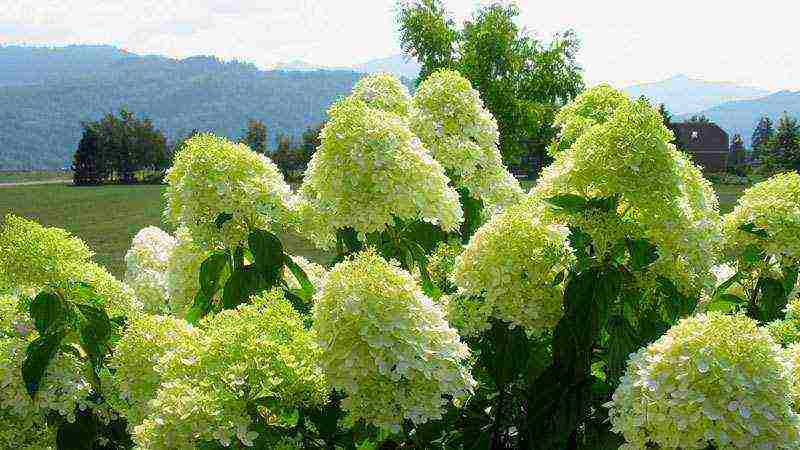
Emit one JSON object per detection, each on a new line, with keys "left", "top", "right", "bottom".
{"left": 284, "top": 256, "right": 314, "bottom": 300}
{"left": 248, "top": 230, "right": 284, "bottom": 283}
{"left": 214, "top": 212, "right": 233, "bottom": 229}
{"left": 626, "top": 238, "right": 658, "bottom": 271}
{"left": 222, "top": 266, "right": 266, "bottom": 309}
{"left": 606, "top": 315, "right": 638, "bottom": 386}
{"left": 756, "top": 277, "right": 787, "bottom": 322}
{"left": 29, "top": 292, "right": 67, "bottom": 334}
{"left": 186, "top": 291, "right": 212, "bottom": 324}
{"left": 23, "top": 329, "right": 66, "bottom": 398}
{"left": 75, "top": 304, "right": 113, "bottom": 372}
{"left": 199, "top": 252, "right": 231, "bottom": 298}
{"left": 545, "top": 194, "right": 588, "bottom": 212}
{"left": 706, "top": 293, "right": 747, "bottom": 313}
{"left": 738, "top": 222, "right": 769, "bottom": 239}
{"left": 741, "top": 243, "right": 765, "bottom": 265}
{"left": 713, "top": 271, "right": 744, "bottom": 297}
{"left": 457, "top": 187, "right": 485, "bottom": 242}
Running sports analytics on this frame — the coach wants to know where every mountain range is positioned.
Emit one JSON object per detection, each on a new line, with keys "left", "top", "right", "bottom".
{"left": 1, "top": 45, "right": 797, "bottom": 169}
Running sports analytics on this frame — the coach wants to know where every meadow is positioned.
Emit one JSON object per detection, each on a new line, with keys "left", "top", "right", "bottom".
{"left": 0, "top": 182, "right": 330, "bottom": 277}
{"left": 1, "top": 181, "right": 745, "bottom": 279}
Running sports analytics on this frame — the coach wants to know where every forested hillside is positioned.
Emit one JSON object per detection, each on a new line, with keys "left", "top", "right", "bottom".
{"left": 0, "top": 45, "right": 368, "bottom": 169}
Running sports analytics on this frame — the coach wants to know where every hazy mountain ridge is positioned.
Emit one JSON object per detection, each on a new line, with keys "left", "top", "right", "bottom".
{"left": 623, "top": 74, "right": 770, "bottom": 116}
{"left": 676, "top": 90, "right": 800, "bottom": 146}
{"left": 0, "top": 45, "right": 368, "bottom": 170}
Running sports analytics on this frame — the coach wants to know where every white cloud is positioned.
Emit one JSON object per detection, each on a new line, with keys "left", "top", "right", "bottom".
{"left": 1, "top": 0, "right": 798, "bottom": 90}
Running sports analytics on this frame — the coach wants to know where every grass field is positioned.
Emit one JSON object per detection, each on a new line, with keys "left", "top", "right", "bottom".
{"left": 0, "top": 170, "right": 72, "bottom": 184}
{"left": 0, "top": 183, "right": 330, "bottom": 278}
{"left": 1, "top": 181, "right": 746, "bottom": 279}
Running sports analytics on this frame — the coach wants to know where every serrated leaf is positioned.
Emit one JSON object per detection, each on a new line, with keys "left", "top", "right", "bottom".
{"left": 222, "top": 266, "right": 265, "bottom": 309}
{"left": 545, "top": 194, "right": 588, "bottom": 212}
{"left": 75, "top": 304, "right": 113, "bottom": 373}
{"left": 626, "top": 238, "right": 658, "bottom": 271}
{"left": 29, "top": 292, "right": 67, "bottom": 334}
{"left": 214, "top": 212, "right": 233, "bottom": 229}
{"left": 23, "top": 329, "right": 66, "bottom": 398}
{"left": 706, "top": 293, "right": 747, "bottom": 313}
{"left": 739, "top": 222, "right": 769, "bottom": 239}
{"left": 199, "top": 252, "right": 230, "bottom": 298}
{"left": 284, "top": 256, "right": 314, "bottom": 300}
{"left": 248, "top": 230, "right": 284, "bottom": 283}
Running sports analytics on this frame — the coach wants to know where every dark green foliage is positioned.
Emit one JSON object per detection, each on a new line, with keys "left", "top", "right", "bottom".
{"left": 398, "top": 1, "right": 583, "bottom": 167}
{"left": 72, "top": 109, "right": 168, "bottom": 184}
{"left": 241, "top": 119, "right": 268, "bottom": 154}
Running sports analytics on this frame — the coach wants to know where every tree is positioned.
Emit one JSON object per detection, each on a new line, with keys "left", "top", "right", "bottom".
{"left": 773, "top": 113, "right": 800, "bottom": 170}
{"left": 241, "top": 119, "right": 268, "bottom": 154}
{"left": 656, "top": 103, "right": 684, "bottom": 150}
{"left": 72, "top": 123, "right": 108, "bottom": 185}
{"left": 728, "top": 133, "right": 746, "bottom": 171}
{"left": 751, "top": 116, "right": 775, "bottom": 152}
{"left": 398, "top": 0, "right": 583, "bottom": 168}
{"left": 71, "top": 109, "right": 168, "bottom": 184}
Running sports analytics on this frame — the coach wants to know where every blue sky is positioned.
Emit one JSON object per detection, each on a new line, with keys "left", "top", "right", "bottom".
{"left": 2, "top": 0, "right": 799, "bottom": 90}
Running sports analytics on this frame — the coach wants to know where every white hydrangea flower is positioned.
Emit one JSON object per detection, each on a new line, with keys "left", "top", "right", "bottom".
{"left": 411, "top": 70, "right": 523, "bottom": 212}
{"left": 124, "top": 226, "right": 177, "bottom": 314}
{"left": 297, "top": 97, "right": 463, "bottom": 248}
{"left": 609, "top": 312, "right": 800, "bottom": 449}
{"left": 165, "top": 133, "right": 295, "bottom": 250}
{"left": 313, "top": 250, "right": 475, "bottom": 431}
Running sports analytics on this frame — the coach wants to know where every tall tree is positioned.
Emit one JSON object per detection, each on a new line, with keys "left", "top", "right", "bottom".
{"left": 398, "top": 0, "right": 583, "bottom": 168}
{"left": 750, "top": 116, "right": 775, "bottom": 154}
{"left": 656, "top": 103, "right": 684, "bottom": 150}
{"left": 773, "top": 113, "right": 800, "bottom": 169}
{"left": 72, "top": 123, "right": 108, "bottom": 185}
{"left": 242, "top": 119, "right": 268, "bottom": 154}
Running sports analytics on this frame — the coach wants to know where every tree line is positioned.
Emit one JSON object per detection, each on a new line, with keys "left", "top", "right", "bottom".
{"left": 73, "top": 111, "right": 322, "bottom": 185}
{"left": 751, "top": 114, "right": 800, "bottom": 173}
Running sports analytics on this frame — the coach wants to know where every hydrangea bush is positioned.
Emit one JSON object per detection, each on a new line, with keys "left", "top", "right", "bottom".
{"left": 6, "top": 76, "right": 800, "bottom": 449}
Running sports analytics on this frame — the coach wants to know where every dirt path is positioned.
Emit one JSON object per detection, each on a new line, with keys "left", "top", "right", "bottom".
{"left": 0, "top": 179, "right": 72, "bottom": 188}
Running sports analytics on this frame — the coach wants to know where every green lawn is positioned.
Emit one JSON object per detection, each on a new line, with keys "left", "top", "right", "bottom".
{"left": 0, "top": 183, "right": 330, "bottom": 278}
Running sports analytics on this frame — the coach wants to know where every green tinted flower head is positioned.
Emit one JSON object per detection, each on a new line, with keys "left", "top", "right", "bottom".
{"left": 107, "top": 314, "right": 202, "bottom": 430}
{"left": 452, "top": 197, "right": 575, "bottom": 336}
{"left": 164, "top": 227, "right": 210, "bottom": 317}
{"left": 0, "top": 215, "right": 140, "bottom": 316}
{"left": 427, "top": 241, "right": 463, "bottom": 293}
{"left": 551, "top": 83, "right": 631, "bottom": 152}
{"left": 165, "top": 133, "right": 294, "bottom": 250}
{"left": 534, "top": 92, "right": 722, "bottom": 295}
{"left": 351, "top": 72, "right": 412, "bottom": 116}
{"left": 411, "top": 69, "right": 523, "bottom": 211}
{"left": 0, "top": 214, "right": 93, "bottom": 289}
{"left": 609, "top": 312, "right": 800, "bottom": 449}
{"left": 313, "top": 249, "right": 475, "bottom": 431}
{"left": 134, "top": 290, "right": 327, "bottom": 449}
{"left": 723, "top": 171, "right": 800, "bottom": 265}
{"left": 298, "top": 97, "right": 463, "bottom": 247}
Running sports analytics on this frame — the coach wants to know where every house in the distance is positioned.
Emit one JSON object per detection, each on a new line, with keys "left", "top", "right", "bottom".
{"left": 672, "top": 122, "right": 729, "bottom": 171}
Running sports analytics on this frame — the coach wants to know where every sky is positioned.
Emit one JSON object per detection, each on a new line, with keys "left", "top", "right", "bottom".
{"left": 1, "top": 0, "right": 799, "bottom": 91}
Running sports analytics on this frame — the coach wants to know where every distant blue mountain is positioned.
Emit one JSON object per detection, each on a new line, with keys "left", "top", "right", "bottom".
{"left": 0, "top": 45, "right": 368, "bottom": 169}
{"left": 623, "top": 74, "right": 770, "bottom": 115}
{"left": 676, "top": 90, "right": 800, "bottom": 146}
